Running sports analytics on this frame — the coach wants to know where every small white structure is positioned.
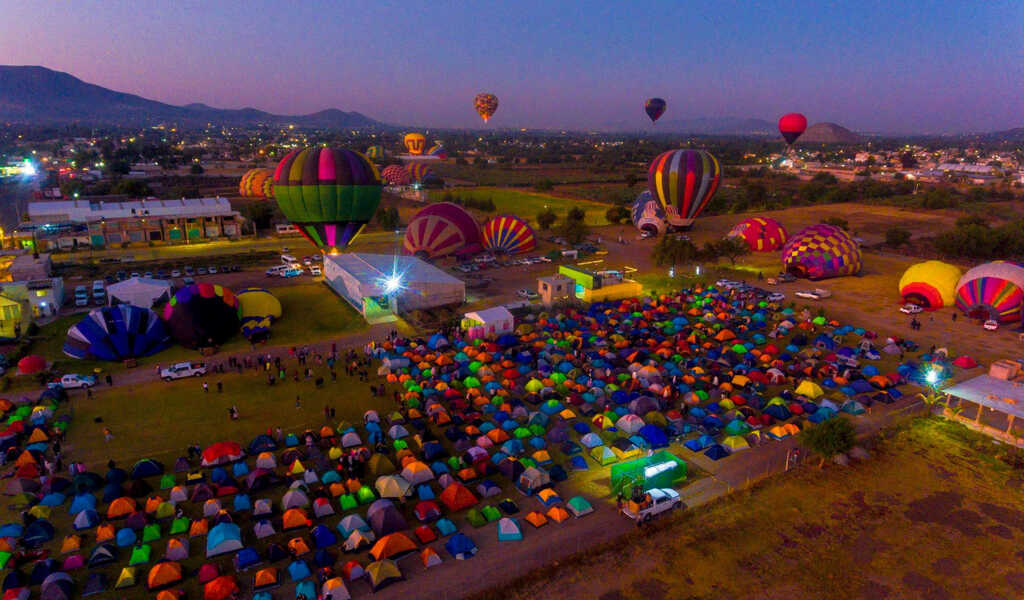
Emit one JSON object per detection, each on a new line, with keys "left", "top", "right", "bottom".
{"left": 107, "top": 277, "right": 173, "bottom": 308}
{"left": 462, "top": 306, "right": 514, "bottom": 340}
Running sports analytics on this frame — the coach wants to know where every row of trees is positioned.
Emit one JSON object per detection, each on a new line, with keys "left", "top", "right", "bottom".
{"left": 933, "top": 216, "right": 1024, "bottom": 260}
{"left": 437, "top": 191, "right": 497, "bottom": 212}
{"left": 651, "top": 233, "right": 750, "bottom": 268}
{"left": 537, "top": 206, "right": 590, "bottom": 244}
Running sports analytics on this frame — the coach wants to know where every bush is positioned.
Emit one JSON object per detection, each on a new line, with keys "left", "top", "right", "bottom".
{"left": 604, "top": 206, "right": 630, "bottom": 224}
{"left": 822, "top": 216, "right": 848, "bottom": 230}
{"left": 537, "top": 209, "right": 557, "bottom": 230}
{"left": 799, "top": 417, "right": 856, "bottom": 467}
{"left": 533, "top": 179, "right": 555, "bottom": 192}
{"left": 884, "top": 227, "right": 911, "bottom": 247}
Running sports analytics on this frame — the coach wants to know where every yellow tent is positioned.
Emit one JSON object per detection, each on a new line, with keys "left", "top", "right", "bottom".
{"left": 115, "top": 567, "right": 137, "bottom": 589}
{"left": 794, "top": 380, "right": 823, "bottom": 399}
{"left": 0, "top": 294, "right": 22, "bottom": 338}
{"left": 722, "top": 435, "right": 749, "bottom": 451}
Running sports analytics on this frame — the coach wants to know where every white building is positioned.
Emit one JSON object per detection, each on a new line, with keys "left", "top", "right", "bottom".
{"left": 323, "top": 253, "right": 465, "bottom": 321}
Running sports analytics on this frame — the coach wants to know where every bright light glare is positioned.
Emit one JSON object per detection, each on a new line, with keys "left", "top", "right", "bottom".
{"left": 383, "top": 275, "right": 403, "bottom": 293}
{"left": 22, "top": 160, "right": 36, "bottom": 177}
{"left": 925, "top": 370, "right": 939, "bottom": 385}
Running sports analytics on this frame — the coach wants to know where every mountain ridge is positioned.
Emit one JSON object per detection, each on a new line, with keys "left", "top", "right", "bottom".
{"left": 0, "top": 65, "right": 381, "bottom": 128}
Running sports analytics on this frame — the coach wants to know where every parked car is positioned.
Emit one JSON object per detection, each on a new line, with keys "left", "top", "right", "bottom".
{"left": 197, "top": 267, "right": 208, "bottom": 276}
{"left": 160, "top": 362, "right": 207, "bottom": 381}
{"left": 516, "top": 288, "right": 531, "bottom": 298}
{"left": 156, "top": 270, "right": 168, "bottom": 279}
{"left": 57, "top": 374, "right": 97, "bottom": 389}
{"left": 91, "top": 280, "right": 106, "bottom": 303}
{"left": 74, "top": 285, "right": 89, "bottom": 307}
{"left": 308, "top": 266, "right": 322, "bottom": 277}
{"left": 984, "top": 320, "right": 999, "bottom": 331}
{"left": 182, "top": 276, "right": 195, "bottom": 286}
{"left": 621, "top": 488, "right": 683, "bottom": 522}
{"left": 184, "top": 266, "right": 194, "bottom": 276}
{"left": 116, "top": 271, "right": 127, "bottom": 281}
{"left": 302, "top": 256, "right": 313, "bottom": 266}
{"left": 795, "top": 290, "right": 822, "bottom": 300}
{"left": 900, "top": 304, "right": 923, "bottom": 315}
{"left": 767, "top": 292, "right": 785, "bottom": 303}
{"left": 280, "top": 268, "right": 303, "bottom": 278}
{"left": 208, "top": 266, "right": 218, "bottom": 274}
{"left": 170, "top": 269, "right": 182, "bottom": 278}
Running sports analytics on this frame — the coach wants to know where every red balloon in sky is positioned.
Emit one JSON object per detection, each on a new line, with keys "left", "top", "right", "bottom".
{"left": 778, "top": 113, "right": 808, "bottom": 145}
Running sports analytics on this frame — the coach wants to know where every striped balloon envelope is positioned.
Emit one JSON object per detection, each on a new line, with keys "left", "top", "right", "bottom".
{"left": 482, "top": 215, "right": 536, "bottom": 255}
{"left": 272, "top": 147, "right": 382, "bottom": 254}
{"left": 955, "top": 261, "right": 1024, "bottom": 322}
{"left": 727, "top": 217, "right": 788, "bottom": 251}
{"left": 403, "top": 202, "right": 482, "bottom": 259}
{"left": 647, "top": 149, "right": 721, "bottom": 229}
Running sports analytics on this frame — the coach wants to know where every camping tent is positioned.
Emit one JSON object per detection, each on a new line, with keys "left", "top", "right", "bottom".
{"left": 107, "top": 277, "right": 174, "bottom": 308}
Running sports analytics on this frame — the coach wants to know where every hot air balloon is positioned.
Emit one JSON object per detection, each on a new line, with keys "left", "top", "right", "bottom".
{"left": 365, "top": 145, "right": 384, "bottom": 161}
{"left": 403, "top": 133, "right": 426, "bottom": 155}
{"left": 63, "top": 305, "right": 171, "bottom": 361}
{"left": 161, "top": 284, "right": 241, "bottom": 349}
{"left": 237, "top": 288, "right": 282, "bottom": 342}
{"left": 645, "top": 98, "right": 666, "bottom": 123}
{"left": 899, "top": 261, "right": 962, "bottom": 309}
{"left": 482, "top": 215, "right": 536, "bottom": 255}
{"left": 727, "top": 217, "right": 788, "bottom": 252}
{"left": 239, "top": 169, "right": 273, "bottom": 199}
{"left": 427, "top": 144, "right": 448, "bottom": 160}
{"left": 955, "top": 261, "right": 1024, "bottom": 322}
{"left": 407, "top": 163, "right": 434, "bottom": 184}
{"left": 647, "top": 149, "right": 721, "bottom": 229}
{"left": 381, "top": 165, "right": 411, "bottom": 186}
{"left": 272, "top": 147, "right": 382, "bottom": 254}
{"left": 474, "top": 93, "right": 499, "bottom": 123}
{"left": 404, "top": 202, "right": 482, "bottom": 259}
{"left": 778, "top": 113, "right": 807, "bottom": 145}
{"left": 631, "top": 191, "right": 666, "bottom": 235}
{"left": 781, "top": 224, "right": 861, "bottom": 280}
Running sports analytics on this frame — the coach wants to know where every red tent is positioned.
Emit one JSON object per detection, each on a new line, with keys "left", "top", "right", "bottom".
{"left": 17, "top": 355, "right": 45, "bottom": 375}
{"left": 202, "top": 441, "right": 243, "bottom": 467}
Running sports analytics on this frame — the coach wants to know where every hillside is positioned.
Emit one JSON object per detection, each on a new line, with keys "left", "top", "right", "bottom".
{"left": 799, "top": 122, "right": 863, "bottom": 144}
{"left": 0, "top": 65, "right": 381, "bottom": 128}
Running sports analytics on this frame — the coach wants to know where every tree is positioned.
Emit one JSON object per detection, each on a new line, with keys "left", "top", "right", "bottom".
{"left": 559, "top": 218, "right": 590, "bottom": 244}
{"left": 799, "top": 417, "right": 856, "bottom": 468}
{"left": 652, "top": 235, "right": 697, "bottom": 268}
{"left": 189, "top": 164, "right": 205, "bottom": 175}
{"left": 537, "top": 208, "right": 557, "bottom": 230}
{"left": 112, "top": 179, "right": 152, "bottom": 197}
{"left": 533, "top": 179, "right": 554, "bottom": 192}
{"left": 566, "top": 207, "right": 586, "bottom": 223}
{"left": 604, "top": 206, "right": 630, "bottom": 224}
{"left": 822, "top": 216, "right": 848, "bottom": 230}
{"left": 713, "top": 236, "right": 750, "bottom": 266}
{"left": 376, "top": 206, "right": 400, "bottom": 229}
{"left": 884, "top": 226, "right": 911, "bottom": 247}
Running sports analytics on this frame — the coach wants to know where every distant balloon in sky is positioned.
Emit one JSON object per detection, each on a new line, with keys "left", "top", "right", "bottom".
{"left": 474, "top": 93, "right": 499, "bottom": 122}
{"left": 645, "top": 98, "right": 666, "bottom": 123}
{"left": 778, "top": 113, "right": 808, "bottom": 145}
{"left": 403, "top": 133, "right": 426, "bottom": 155}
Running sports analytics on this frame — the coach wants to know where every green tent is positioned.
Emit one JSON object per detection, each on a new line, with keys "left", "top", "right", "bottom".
{"left": 159, "top": 474, "right": 176, "bottom": 490}
{"left": 142, "top": 524, "right": 161, "bottom": 543}
{"left": 169, "top": 518, "right": 189, "bottom": 535}
{"left": 590, "top": 446, "right": 617, "bottom": 466}
{"left": 466, "top": 508, "right": 487, "bottom": 527}
{"left": 128, "top": 544, "right": 151, "bottom": 566}
{"left": 338, "top": 494, "right": 358, "bottom": 511}
{"left": 481, "top": 505, "right": 501, "bottom": 522}
{"left": 566, "top": 496, "right": 593, "bottom": 518}
{"left": 356, "top": 486, "right": 376, "bottom": 505}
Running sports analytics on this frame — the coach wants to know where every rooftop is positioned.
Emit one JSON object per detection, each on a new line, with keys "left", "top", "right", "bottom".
{"left": 326, "top": 253, "right": 463, "bottom": 291}
{"left": 944, "top": 374, "right": 1024, "bottom": 420}
{"left": 27, "top": 197, "right": 236, "bottom": 222}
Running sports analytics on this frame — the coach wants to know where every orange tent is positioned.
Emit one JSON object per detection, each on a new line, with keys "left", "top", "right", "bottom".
{"left": 203, "top": 575, "right": 239, "bottom": 600}
{"left": 147, "top": 561, "right": 183, "bottom": 590}
{"left": 370, "top": 532, "right": 417, "bottom": 560}
{"left": 525, "top": 511, "right": 548, "bottom": 528}
{"left": 287, "top": 537, "right": 311, "bottom": 556}
{"left": 439, "top": 483, "right": 477, "bottom": 512}
{"left": 107, "top": 497, "right": 136, "bottom": 519}
{"left": 95, "top": 523, "right": 116, "bottom": 543}
{"left": 546, "top": 506, "right": 570, "bottom": 523}
{"left": 282, "top": 508, "right": 311, "bottom": 530}
{"left": 253, "top": 567, "right": 278, "bottom": 590}
{"left": 188, "top": 519, "right": 209, "bottom": 537}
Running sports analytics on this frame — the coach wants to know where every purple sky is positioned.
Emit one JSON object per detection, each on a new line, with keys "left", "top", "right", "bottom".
{"left": 2, "top": 0, "right": 1022, "bottom": 133}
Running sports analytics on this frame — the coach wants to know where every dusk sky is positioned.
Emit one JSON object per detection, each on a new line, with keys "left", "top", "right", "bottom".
{"left": 2, "top": 0, "right": 1021, "bottom": 133}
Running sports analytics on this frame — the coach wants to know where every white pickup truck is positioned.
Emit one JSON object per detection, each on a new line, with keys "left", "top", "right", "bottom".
{"left": 160, "top": 362, "right": 207, "bottom": 381}
{"left": 621, "top": 488, "right": 683, "bottom": 522}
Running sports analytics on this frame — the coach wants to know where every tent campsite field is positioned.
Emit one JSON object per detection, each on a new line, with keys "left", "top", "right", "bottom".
{"left": 492, "top": 417, "right": 1024, "bottom": 600}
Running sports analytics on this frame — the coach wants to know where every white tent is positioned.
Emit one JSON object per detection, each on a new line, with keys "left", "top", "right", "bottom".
{"left": 107, "top": 277, "right": 173, "bottom": 308}
{"left": 463, "top": 306, "right": 514, "bottom": 339}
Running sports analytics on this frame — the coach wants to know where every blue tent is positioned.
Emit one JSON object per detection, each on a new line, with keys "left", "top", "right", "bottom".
{"left": 287, "top": 559, "right": 312, "bottom": 581}
{"left": 23, "top": 520, "right": 54, "bottom": 547}
{"left": 69, "top": 494, "right": 97, "bottom": 514}
{"left": 311, "top": 525, "right": 338, "bottom": 548}
{"left": 704, "top": 444, "right": 729, "bottom": 460}
{"left": 235, "top": 546, "right": 261, "bottom": 570}
{"left": 130, "top": 459, "right": 163, "bottom": 479}
{"left": 445, "top": 532, "right": 477, "bottom": 560}
{"left": 115, "top": 528, "right": 137, "bottom": 547}
{"left": 435, "top": 518, "right": 457, "bottom": 537}
{"left": 569, "top": 455, "right": 588, "bottom": 471}
{"left": 73, "top": 510, "right": 100, "bottom": 530}
{"left": 638, "top": 424, "right": 668, "bottom": 448}
{"left": 206, "top": 522, "right": 243, "bottom": 557}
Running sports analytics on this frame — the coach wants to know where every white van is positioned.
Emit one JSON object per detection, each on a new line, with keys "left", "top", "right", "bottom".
{"left": 266, "top": 265, "right": 291, "bottom": 277}
{"left": 74, "top": 285, "right": 89, "bottom": 307}
{"left": 281, "top": 254, "right": 297, "bottom": 265}
{"left": 91, "top": 280, "right": 106, "bottom": 303}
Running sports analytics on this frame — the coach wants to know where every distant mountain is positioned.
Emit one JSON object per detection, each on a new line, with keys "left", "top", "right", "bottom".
{"left": 974, "top": 127, "right": 1024, "bottom": 142}
{"left": 0, "top": 65, "right": 382, "bottom": 128}
{"left": 798, "top": 122, "right": 863, "bottom": 144}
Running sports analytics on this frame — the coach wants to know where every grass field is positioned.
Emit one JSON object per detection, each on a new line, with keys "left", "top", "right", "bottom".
{"left": 491, "top": 417, "right": 1024, "bottom": 600}
{"left": 431, "top": 163, "right": 630, "bottom": 187}
{"left": 429, "top": 188, "right": 611, "bottom": 227}
{"left": 14, "top": 284, "right": 368, "bottom": 387}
